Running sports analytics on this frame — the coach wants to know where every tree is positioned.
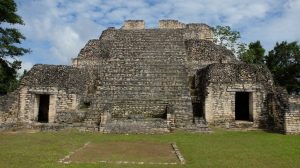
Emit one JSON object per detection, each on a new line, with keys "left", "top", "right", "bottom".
{"left": 239, "top": 41, "right": 265, "bottom": 64}
{"left": 0, "top": 59, "right": 20, "bottom": 94}
{"left": 213, "top": 25, "right": 243, "bottom": 56}
{"left": 265, "top": 41, "right": 300, "bottom": 93}
{"left": 0, "top": 0, "right": 30, "bottom": 94}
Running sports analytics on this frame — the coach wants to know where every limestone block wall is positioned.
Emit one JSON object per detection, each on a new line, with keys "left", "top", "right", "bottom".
{"left": 72, "top": 24, "right": 248, "bottom": 128}
{"left": 89, "top": 29, "right": 194, "bottom": 127}
{"left": 17, "top": 64, "right": 89, "bottom": 124}
{"left": 99, "top": 27, "right": 117, "bottom": 40}
{"left": 72, "top": 58, "right": 101, "bottom": 68}
{"left": 159, "top": 20, "right": 185, "bottom": 29}
{"left": 0, "top": 90, "right": 19, "bottom": 124}
{"left": 184, "top": 24, "right": 213, "bottom": 41}
{"left": 119, "top": 20, "right": 213, "bottom": 41}
{"left": 110, "top": 103, "right": 167, "bottom": 118}
{"left": 285, "top": 95, "right": 300, "bottom": 134}
{"left": 18, "top": 86, "right": 81, "bottom": 123}
{"left": 185, "top": 40, "right": 238, "bottom": 75}
{"left": 76, "top": 39, "right": 112, "bottom": 60}
{"left": 121, "top": 20, "right": 145, "bottom": 29}
{"left": 20, "top": 86, "right": 55, "bottom": 123}
{"left": 204, "top": 83, "right": 265, "bottom": 127}
{"left": 262, "top": 88, "right": 288, "bottom": 132}
{"left": 196, "top": 63, "right": 273, "bottom": 128}
{"left": 102, "top": 118, "right": 169, "bottom": 133}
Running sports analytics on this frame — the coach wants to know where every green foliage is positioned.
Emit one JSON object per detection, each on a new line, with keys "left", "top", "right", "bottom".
{"left": 0, "top": 27, "right": 29, "bottom": 59}
{"left": 0, "top": 0, "right": 24, "bottom": 24}
{"left": 239, "top": 41, "right": 265, "bottom": 64}
{"left": 0, "top": 0, "right": 30, "bottom": 93}
{"left": 214, "top": 25, "right": 299, "bottom": 93}
{"left": 0, "top": 59, "right": 20, "bottom": 94}
{"left": 0, "top": 0, "right": 30, "bottom": 60}
{"left": 265, "top": 41, "right": 300, "bottom": 93}
{"left": 213, "top": 25, "right": 242, "bottom": 55}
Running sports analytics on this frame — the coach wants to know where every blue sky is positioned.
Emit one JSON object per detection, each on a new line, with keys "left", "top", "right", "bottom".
{"left": 14, "top": 0, "right": 300, "bottom": 71}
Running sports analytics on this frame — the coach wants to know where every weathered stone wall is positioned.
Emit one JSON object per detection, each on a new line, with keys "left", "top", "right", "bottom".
{"left": 21, "top": 65, "right": 88, "bottom": 94}
{"left": 102, "top": 118, "right": 170, "bottom": 133}
{"left": 17, "top": 65, "right": 88, "bottom": 124}
{"left": 121, "top": 20, "right": 145, "bottom": 29}
{"left": 69, "top": 22, "right": 294, "bottom": 132}
{"left": 285, "top": 95, "right": 300, "bottom": 134}
{"left": 55, "top": 111, "right": 87, "bottom": 123}
{"left": 263, "top": 87, "right": 288, "bottom": 132}
{"left": 2, "top": 20, "right": 298, "bottom": 134}
{"left": 185, "top": 40, "right": 238, "bottom": 75}
{"left": 195, "top": 63, "right": 273, "bottom": 128}
{"left": 184, "top": 24, "right": 213, "bottom": 41}
{"left": 90, "top": 29, "right": 194, "bottom": 128}
{"left": 0, "top": 90, "right": 19, "bottom": 124}
{"left": 19, "top": 86, "right": 56, "bottom": 123}
{"left": 110, "top": 103, "right": 167, "bottom": 118}
{"left": 159, "top": 20, "right": 185, "bottom": 29}
{"left": 76, "top": 39, "right": 112, "bottom": 60}
{"left": 203, "top": 83, "right": 266, "bottom": 127}
{"left": 196, "top": 64, "right": 273, "bottom": 87}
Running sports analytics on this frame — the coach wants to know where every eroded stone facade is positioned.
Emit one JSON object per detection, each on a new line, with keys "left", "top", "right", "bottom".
{"left": 0, "top": 20, "right": 299, "bottom": 134}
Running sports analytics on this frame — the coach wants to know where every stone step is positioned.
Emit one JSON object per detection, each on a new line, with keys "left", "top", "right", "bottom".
{"left": 109, "top": 54, "right": 187, "bottom": 60}
{"left": 111, "top": 42, "right": 185, "bottom": 49}
{"left": 92, "top": 99, "right": 192, "bottom": 105}
{"left": 99, "top": 67, "right": 188, "bottom": 72}
{"left": 112, "top": 40, "right": 185, "bottom": 44}
{"left": 96, "top": 87, "right": 188, "bottom": 91}
{"left": 97, "top": 79, "right": 188, "bottom": 83}
{"left": 110, "top": 50, "right": 186, "bottom": 54}
{"left": 93, "top": 95, "right": 190, "bottom": 101}
{"left": 93, "top": 96, "right": 189, "bottom": 101}
{"left": 232, "top": 121, "right": 255, "bottom": 128}
{"left": 98, "top": 77, "right": 188, "bottom": 81}
{"left": 98, "top": 75, "right": 188, "bottom": 79}
{"left": 103, "top": 59, "right": 187, "bottom": 64}
{"left": 194, "top": 117, "right": 208, "bottom": 127}
{"left": 97, "top": 80, "right": 188, "bottom": 84}
{"left": 115, "top": 33, "right": 183, "bottom": 37}
{"left": 102, "top": 118, "right": 170, "bottom": 133}
{"left": 115, "top": 32, "right": 183, "bottom": 37}
{"left": 95, "top": 86, "right": 189, "bottom": 91}
{"left": 88, "top": 29, "right": 193, "bottom": 124}
{"left": 98, "top": 68, "right": 188, "bottom": 72}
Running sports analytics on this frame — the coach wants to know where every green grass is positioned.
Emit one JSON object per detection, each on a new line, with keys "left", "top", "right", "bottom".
{"left": 0, "top": 129, "right": 300, "bottom": 168}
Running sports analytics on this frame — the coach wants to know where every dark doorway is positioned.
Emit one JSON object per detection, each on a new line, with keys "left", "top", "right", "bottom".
{"left": 193, "top": 103, "right": 203, "bottom": 117}
{"left": 38, "top": 95, "right": 50, "bottom": 123}
{"left": 235, "top": 92, "right": 250, "bottom": 121}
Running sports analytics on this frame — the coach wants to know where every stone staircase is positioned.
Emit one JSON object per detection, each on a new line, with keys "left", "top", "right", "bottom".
{"left": 90, "top": 29, "right": 194, "bottom": 130}
{"left": 185, "top": 117, "right": 211, "bottom": 132}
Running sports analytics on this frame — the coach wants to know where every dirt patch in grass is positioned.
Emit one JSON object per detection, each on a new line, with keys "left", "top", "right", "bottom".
{"left": 64, "top": 141, "right": 179, "bottom": 164}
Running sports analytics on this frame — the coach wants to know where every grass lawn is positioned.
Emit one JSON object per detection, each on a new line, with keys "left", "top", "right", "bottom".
{"left": 0, "top": 128, "right": 300, "bottom": 168}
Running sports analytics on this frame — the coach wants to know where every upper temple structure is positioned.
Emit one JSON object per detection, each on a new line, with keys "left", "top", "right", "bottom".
{"left": 1, "top": 20, "right": 299, "bottom": 134}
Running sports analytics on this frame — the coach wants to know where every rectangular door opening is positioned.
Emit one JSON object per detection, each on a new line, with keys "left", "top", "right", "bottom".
{"left": 192, "top": 103, "right": 203, "bottom": 118}
{"left": 235, "top": 92, "right": 251, "bottom": 121}
{"left": 38, "top": 94, "right": 50, "bottom": 123}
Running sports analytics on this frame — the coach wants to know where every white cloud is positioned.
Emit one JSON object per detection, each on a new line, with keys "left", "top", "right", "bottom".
{"left": 50, "top": 26, "right": 82, "bottom": 63}
{"left": 243, "top": 0, "right": 300, "bottom": 50}
{"left": 20, "top": 61, "right": 33, "bottom": 72}
{"left": 14, "top": 0, "right": 300, "bottom": 69}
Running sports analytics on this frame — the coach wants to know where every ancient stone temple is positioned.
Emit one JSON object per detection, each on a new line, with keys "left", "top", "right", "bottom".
{"left": 0, "top": 20, "right": 299, "bottom": 134}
